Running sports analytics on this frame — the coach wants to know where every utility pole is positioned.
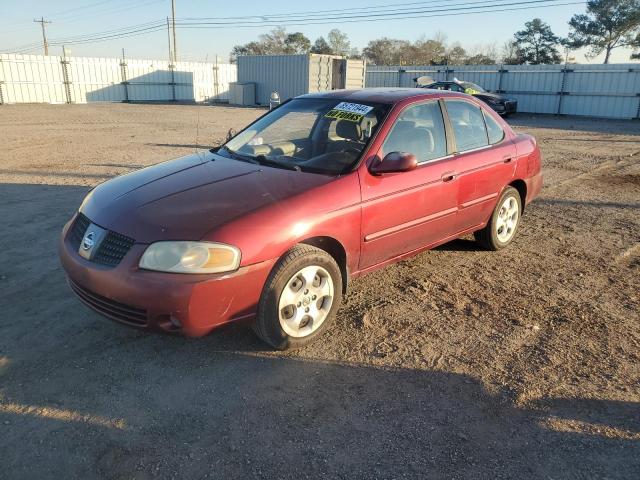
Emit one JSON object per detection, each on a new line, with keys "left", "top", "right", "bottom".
{"left": 33, "top": 17, "right": 52, "bottom": 56}
{"left": 166, "top": 17, "right": 173, "bottom": 63}
{"left": 171, "top": 0, "right": 177, "bottom": 63}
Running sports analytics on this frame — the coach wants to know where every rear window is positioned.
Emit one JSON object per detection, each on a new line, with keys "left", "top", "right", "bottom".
{"left": 484, "top": 111, "right": 505, "bottom": 144}
{"left": 445, "top": 100, "right": 489, "bottom": 152}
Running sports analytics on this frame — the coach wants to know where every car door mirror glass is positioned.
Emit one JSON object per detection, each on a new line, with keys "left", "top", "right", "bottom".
{"left": 370, "top": 152, "right": 418, "bottom": 175}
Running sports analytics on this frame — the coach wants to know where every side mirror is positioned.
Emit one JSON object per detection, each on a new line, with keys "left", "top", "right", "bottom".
{"left": 226, "top": 128, "right": 236, "bottom": 142}
{"left": 370, "top": 152, "right": 418, "bottom": 175}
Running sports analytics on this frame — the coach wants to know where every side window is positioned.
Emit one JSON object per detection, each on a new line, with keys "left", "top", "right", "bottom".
{"left": 380, "top": 101, "right": 447, "bottom": 163}
{"left": 445, "top": 100, "right": 489, "bottom": 152}
{"left": 483, "top": 111, "right": 505, "bottom": 144}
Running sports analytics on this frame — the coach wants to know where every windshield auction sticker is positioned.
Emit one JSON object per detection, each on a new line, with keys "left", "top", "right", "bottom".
{"left": 325, "top": 102, "right": 374, "bottom": 122}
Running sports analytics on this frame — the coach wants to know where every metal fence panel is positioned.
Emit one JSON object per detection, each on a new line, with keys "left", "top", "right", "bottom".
{"left": 0, "top": 54, "right": 67, "bottom": 103}
{"left": 365, "top": 63, "right": 640, "bottom": 119}
{"left": 68, "top": 55, "right": 124, "bottom": 103}
{"left": 125, "top": 59, "right": 173, "bottom": 101}
{"left": 0, "top": 53, "right": 236, "bottom": 104}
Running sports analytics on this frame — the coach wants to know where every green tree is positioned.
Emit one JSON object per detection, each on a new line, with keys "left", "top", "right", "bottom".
{"left": 327, "top": 29, "right": 351, "bottom": 56}
{"left": 513, "top": 18, "right": 562, "bottom": 64}
{"left": 231, "top": 41, "right": 266, "bottom": 61}
{"left": 311, "top": 36, "right": 333, "bottom": 54}
{"left": 363, "top": 38, "right": 404, "bottom": 64}
{"left": 231, "top": 28, "right": 310, "bottom": 60}
{"left": 284, "top": 32, "right": 311, "bottom": 54}
{"left": 567, "top": 0, "right": 640, "bottom": 63}
{"left": 465, "top": 54, "right": 496, "bottom": 65}
{"left": 501, "top": 40, "right": 524, "bottom": 64}
{"left": 633, "top": 33, "right": 640, "bottom": 58}
{"left": 446, "top": 44, "right": 467, "bottom": 65}
{"left": 410, "top": 37, "right": 447, "bottom": 65}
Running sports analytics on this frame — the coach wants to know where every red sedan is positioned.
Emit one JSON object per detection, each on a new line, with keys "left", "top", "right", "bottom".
{"left": 59, "top": 88, "right": 542, "bottom": 349}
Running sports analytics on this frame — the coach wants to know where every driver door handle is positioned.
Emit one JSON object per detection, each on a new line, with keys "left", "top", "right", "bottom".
{"left": 441, "top": 172, "right": 457, "bottom": 182}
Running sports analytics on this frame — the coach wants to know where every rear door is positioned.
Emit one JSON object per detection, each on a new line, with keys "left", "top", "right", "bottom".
{"left": 443, "top": 99, "right": 516, "bottom": 231}
{"left": 359, "top": 100, "right": 464, "bottom": 270}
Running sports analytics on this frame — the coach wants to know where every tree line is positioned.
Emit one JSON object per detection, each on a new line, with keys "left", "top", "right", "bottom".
{"left": 231, "top": 0, "right": 640, "bottom": 64}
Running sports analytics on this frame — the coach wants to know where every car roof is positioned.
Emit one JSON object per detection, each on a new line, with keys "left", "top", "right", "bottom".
{"left": 300, "top": 87, "right": 460, "bottom": 105}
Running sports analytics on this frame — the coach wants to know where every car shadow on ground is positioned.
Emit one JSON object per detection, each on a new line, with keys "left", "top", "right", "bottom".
{"left": 1, "top": 182, "right": 639, "bottom": 479}
{"left": 433, "top": 238, "right": 481, "bottom": 252}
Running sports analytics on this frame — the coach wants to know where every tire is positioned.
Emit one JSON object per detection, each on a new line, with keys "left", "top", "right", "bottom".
{"left": 474, "top": 186, "right": 522, "bottom": 251}
{"left": 253, "top": 244, "right": 343, "bottom": 350}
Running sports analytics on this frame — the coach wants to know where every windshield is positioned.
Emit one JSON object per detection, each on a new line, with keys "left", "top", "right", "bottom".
{"left": 218, "top": 98, "right": 390, "bottom": 175}
{"left": 460, "top": 82, "right": 486, "bottom": 93}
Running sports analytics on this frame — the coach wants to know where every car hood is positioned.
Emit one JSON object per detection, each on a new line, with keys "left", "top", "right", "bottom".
{"left": 80, "top": 151, "right": 334, "bottom": 243}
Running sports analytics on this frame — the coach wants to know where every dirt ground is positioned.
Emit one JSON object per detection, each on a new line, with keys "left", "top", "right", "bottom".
{"left": 0, "top": 103, "right": 639, "bottom": 479}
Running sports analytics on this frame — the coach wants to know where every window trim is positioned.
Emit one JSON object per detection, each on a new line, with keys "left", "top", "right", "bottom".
{"left": 443, "top": 98, "right": 493, "bottom": 154}
{"left": 482, "top": 109, "right": 506, "bottom": 145}
{"left": 378, "top": 98, "right": 452, "bottom": 166}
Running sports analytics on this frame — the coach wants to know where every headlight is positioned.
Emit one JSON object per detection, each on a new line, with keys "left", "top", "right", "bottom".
{"left": 139, "top": 241, "right": 241, "bottom": 274}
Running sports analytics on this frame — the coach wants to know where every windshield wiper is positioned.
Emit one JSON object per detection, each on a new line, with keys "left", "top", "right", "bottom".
{"left": 254, "top": 154, "right": 301, "bottom": 172}
{"left": 220, "top": 148, "right": 301, "bottom": 172}
{"left": 220, "top": 147, "right": 260, "bottom": 165}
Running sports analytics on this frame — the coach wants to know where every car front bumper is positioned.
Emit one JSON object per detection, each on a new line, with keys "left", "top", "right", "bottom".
{"left": 59, "top": 216, "right": 275, "bottom": 337}
{"left": 488, "top": 100, "right": 517, "bottom": 115}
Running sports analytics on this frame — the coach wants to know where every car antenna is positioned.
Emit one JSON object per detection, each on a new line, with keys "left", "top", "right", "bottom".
{"left": 194, "top": 54, "right": 209, "bottom": 157}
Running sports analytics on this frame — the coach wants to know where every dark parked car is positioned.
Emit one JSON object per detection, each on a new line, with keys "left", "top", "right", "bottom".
{"left": 418, "top": 78, "right": 517, "bottom": 116}
{"left": 60, "top": 88, "right": 541, "bottom": 350}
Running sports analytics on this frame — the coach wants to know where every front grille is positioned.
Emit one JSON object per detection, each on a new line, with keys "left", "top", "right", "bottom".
{"left": 69, "top": 213, "right": 90, "bottom": 250}
{"left": 68, "top": 213, "right": 135, "bottom": 267}
{"left": 68, "top": 278, "right": 148, "bottom": 326}
{"left": 93, "top": 231, "right": 135, "bottom": 266}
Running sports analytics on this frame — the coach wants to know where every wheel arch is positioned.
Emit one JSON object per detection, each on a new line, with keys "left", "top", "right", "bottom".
{"left": 299, "top": 236, "right": 349, "bottom": 294}
{"left": 509, "top": 179, "right": 527, "bottom": 212}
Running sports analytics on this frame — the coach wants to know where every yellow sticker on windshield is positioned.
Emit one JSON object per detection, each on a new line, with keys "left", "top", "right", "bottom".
{"left": 325, "top": 109, "right": 365, "bottom": 122}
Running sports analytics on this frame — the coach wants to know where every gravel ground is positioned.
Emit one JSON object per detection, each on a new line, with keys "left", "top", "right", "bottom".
{"left": 0, "top": 103, "right": 639, "bottom": 479}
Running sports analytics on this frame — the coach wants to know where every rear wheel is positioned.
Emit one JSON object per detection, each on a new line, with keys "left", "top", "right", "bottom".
{"left": 474, "top": 186, "right": 522, "bottom": 250}
{"left": 253, "top": 245, "right": 342, "bottom": 350}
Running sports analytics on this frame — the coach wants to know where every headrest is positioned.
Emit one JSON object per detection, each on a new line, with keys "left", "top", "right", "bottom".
{"left": 335, "top": 120, "right": 361, "bottom": 141}
{"left": 392, "top": 120, "right": 417, "bottom": 135}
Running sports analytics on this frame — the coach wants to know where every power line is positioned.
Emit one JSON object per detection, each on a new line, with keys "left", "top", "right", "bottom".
{"left": 177, "top": 0, "right": 582, "bottom": 27}
{"left": 45, "top": 0, "right": 166, "bottom": 23}
{"left": 178, "top": 0, "right": 501, "bottom": 20}
{"left": 46, "top": 19, "right": 166, "bottom": 43}
{"left": 4, "top": 0, "right": 582, "bottom": 51}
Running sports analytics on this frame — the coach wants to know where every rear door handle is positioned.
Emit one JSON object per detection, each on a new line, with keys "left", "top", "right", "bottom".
{"left": 503, "top": 157, "right": 513, "bottom": 163}
{"left": 441, "top": 172, "right": 457, "bottom": 182}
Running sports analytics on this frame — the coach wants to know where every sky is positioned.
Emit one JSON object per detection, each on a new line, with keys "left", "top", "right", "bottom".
{"left": 0, "top": 0, "right": 637, "bottom": 63}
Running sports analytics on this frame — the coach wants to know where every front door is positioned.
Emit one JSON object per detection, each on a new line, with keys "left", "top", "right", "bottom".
{"left": 359, "top": 100, "right": 463, "bottom": 270}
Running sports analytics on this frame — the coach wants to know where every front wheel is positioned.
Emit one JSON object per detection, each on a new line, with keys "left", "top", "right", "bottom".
{"left": 253, "top": 245, "right": 342, "bottom": 350}
{"left": 474, "top": 186, "right": 522, "bottom": 250}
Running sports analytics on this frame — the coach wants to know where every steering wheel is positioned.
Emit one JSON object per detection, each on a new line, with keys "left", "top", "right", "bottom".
{"left": 343, "top": 146, "right": 361, "bottom": 156}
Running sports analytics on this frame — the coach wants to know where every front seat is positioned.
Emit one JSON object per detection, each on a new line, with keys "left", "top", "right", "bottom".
{"left": 326, "top": 120, "right": 362, "bottom": 154}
